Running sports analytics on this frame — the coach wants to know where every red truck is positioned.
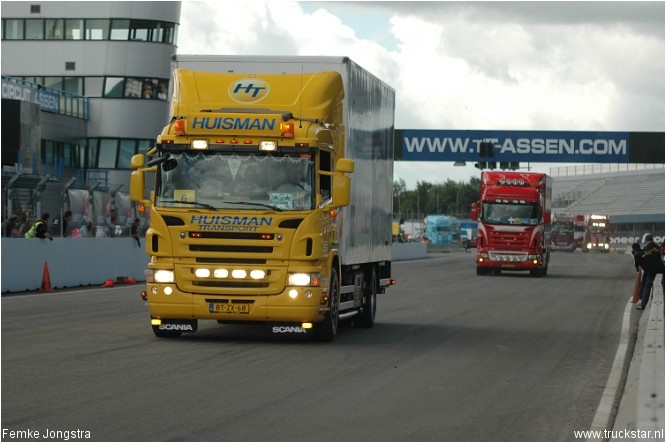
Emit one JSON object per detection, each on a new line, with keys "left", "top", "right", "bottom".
{"left": 551, "top": 212, "right": 575, "bottom": 251}
{"left": 582, "top": 214, "right": 611, "bottom": 252}
{"left": 471, "top": 171, "right": 552, "bottom": 277}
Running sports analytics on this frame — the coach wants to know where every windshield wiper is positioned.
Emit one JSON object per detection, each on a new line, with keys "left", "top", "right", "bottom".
{"left": 158, "top": 199, "right": 216, "bottom": 210}
{"left": 221, "top": 201, "right": 283, "bottom": 212}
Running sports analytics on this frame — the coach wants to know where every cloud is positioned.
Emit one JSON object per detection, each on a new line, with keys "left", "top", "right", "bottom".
{"left": 178, "top": 0, "right": 664, "bottom": 189}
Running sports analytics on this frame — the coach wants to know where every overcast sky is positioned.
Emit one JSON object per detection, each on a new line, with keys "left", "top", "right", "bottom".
{"left": 177, "top": 1, "right": 665, "bottom": 189}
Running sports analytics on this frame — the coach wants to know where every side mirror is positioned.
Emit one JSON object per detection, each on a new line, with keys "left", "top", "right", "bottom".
{"left": 330, "top": 158, "right": 354, "bottom": 208}
{"left": 544, "top": 211, "right": 551, "bottom": 224}
{"left": 471, "top": 202, "right": 478, "bottom": 221}
{"left": 331, "top": 172, "right": 351, "bottom": 208}
{"left": 130, "top": 170, "right": 147, "bottom": 204}
{"left": 336, "top": 158, "right": 354, "bottom": 173}
{"left": 130, "top": 154, "right": 144, "bottom": 170}
{"left": 129, "top": 154, "right": 151, "bottom": 206}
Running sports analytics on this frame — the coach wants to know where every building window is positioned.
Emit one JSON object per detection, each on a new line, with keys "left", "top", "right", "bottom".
{"left": 3, "top": 17, "right": 178, "bottom": 43}
{"left": 98, "top": 139, "right": 118, "bottom": 169}
{"left": 25, "top": 19, "right": 44, "bottom": 39}
{"left": 124, "top": 78, "right": 142, "bottom": 98}
{"left": 65, "top": 19, "right": 84, "bottom": 40}
{"left": 62, "top": 77, "right": 83, "bottom": 95}
{"left": 84, "top": 77, "right": 104, "bottom": 97}
{"left": 44, "top": 76, "right": 64, "bottom": 91}
{"left": 45, "top": 19, "right": 64, "bottom": 40}
{"left": 138, "top": 140, "right": 153, "bottom": 156}
{"left": 30, "top": 5, "right": 41, "bottom": 14}
{"left": 109, "top": 19, "right": 130, "bottom": 40}
{"left": 65, "top": 62, "right": 76, "bottom": 71}
{"left": 103, "top": 77, "right": 124, "bottom": 98}
{"left": 118, "top": 140, "right": 137, "bottom": 169}
{"left": 3, "top": 19, "right": 24, "bottom": 40}
{"left": 85, "top": 19, "right": 109, "bottom": 40}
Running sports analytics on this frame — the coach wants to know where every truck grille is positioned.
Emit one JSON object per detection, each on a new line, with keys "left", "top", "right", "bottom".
{"left": 487, "top": 229, "right": 530, "bottom": 248}
{"left": 173, "top": 230, "right": 289, "bottom": 295}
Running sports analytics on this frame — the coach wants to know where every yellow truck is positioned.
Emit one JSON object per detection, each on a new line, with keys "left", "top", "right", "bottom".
{"left": 130, "top": 55, "right": 396, "bottom": 341}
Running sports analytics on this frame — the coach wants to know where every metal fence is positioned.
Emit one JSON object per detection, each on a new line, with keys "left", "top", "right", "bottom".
{"left": 1, "top": 171, "right": 146, "bottom": 238}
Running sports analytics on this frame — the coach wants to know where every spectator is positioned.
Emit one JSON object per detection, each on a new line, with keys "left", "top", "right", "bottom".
{"left": 108, "top": 209, "right": 119, "bottom": 237}
{"left": 62, "top": 210, "right": 73, "bottom": 237}
{"left": 19, "top": 203, "right": 31, "bottom": 226}
{"left": 130, "top": 218, "right": 141, "bottom": 247}
{"left": 2, "top": 214, "right": 23, "bottom": 237}
{"left": 636, "top": 234, "right": 665, "bottom": 310}
{"left": 79, "top": 220, "right": 95, "bottom": 237}
{"left": 24, "top": 213, "right": 53, "bottom": 241}
{"left": 19, "top": 203, "right": 31, "bottom": 233}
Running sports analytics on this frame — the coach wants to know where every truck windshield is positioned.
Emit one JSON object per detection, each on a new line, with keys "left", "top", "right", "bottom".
{"left": 155, "top": 152, "right": 314, "bottom": 211}
{"left": 482, "top": 202, "right": 539, "bottom": 226}
{"left": 552, "top": 224, "right": 573, "bottom": 233}
{"left": 587, "top": 226, "right": 609, "bottom": 235}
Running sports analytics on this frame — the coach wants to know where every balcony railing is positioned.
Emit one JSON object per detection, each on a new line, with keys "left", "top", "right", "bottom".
{"left": 1, "top": 75, "right": 89, "bottom": 119}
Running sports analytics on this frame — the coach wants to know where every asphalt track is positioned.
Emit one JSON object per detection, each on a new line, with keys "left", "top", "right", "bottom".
{"left": 1, "top": 251, "right": 636, "bottom": 441}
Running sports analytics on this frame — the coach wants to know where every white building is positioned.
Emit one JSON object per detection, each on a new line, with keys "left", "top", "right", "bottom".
{"left": 1, "top": 1, "right": 180, "bottom": 190}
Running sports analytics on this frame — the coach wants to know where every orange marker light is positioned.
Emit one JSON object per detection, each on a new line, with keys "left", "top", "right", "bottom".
{"left": 281, "top": 121, "right": 295, "bottom": 138}
{"left": 174, "top": 119, "right": 186, "bottom": 135}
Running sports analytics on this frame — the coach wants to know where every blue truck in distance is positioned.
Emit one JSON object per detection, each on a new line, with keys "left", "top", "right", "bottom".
{"left": 424, "top": 215, "right": 462, "bottom": 246}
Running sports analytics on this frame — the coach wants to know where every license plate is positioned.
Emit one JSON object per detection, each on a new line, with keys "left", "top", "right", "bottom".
{"left": 501, "top": 264, "right": 516, "bottom": 268}
{"left": 209, "top": 303, "right": 250, "bottom": 314}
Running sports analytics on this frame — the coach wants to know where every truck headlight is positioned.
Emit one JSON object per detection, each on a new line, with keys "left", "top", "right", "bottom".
{"left": 289, "top": 273, "right": 311, "bottom": 286}
{"left": 288, "top": 273, "right": 320, "bottom": 286}
{"left": 154, "top": 270, "right": 175, "bottom": 283}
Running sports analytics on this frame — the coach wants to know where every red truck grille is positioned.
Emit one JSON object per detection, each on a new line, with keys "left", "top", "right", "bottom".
{"left": 487, "top": 229, "right": 530, "bottom": 248}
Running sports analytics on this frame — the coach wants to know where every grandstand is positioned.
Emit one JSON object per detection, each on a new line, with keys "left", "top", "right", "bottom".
{"left": 551, "top": 167, "right": 664, "bottom": 234}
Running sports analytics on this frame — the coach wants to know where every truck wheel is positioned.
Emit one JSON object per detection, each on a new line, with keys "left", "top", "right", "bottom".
{"left": 530, "top": 268, "right": 543, "bottom": 277}
{"left": 315, "top": 268, "right": 340, "bottom": 342}
{"left": 357, "top": 268, "right": 377, "bottom": 328}
{"left": 476, "top": 267, "right": 488, "bottom": 276}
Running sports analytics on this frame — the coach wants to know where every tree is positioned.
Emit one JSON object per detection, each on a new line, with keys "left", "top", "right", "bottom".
{"left": 392, "top": 176, "right": 480, "bottom": 220}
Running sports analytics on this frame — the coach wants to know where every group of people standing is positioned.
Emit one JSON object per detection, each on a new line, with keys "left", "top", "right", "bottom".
{"left": 631, "top": 234, "right": 665, "bottom": 311}
{"left": 2, "top": 205, "right": 142, "bottom": 246}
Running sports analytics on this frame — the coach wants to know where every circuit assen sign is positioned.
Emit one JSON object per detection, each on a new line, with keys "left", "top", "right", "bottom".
{"left": 2, "top": 79, "right": 60, "bottom": 113}
{"left": 395, "top": 130, "right": 664, "bottom": 163}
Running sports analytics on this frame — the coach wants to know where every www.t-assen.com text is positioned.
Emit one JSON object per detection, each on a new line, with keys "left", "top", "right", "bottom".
{"left": 574, "top": 428, "right": 664, "bottom": 440}
{"left": 2, "top": 429, "right": 91, "bottom": 441}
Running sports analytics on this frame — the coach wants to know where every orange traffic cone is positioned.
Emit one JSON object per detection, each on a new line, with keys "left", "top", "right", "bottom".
{"left": 41, "top": 261, "right": 52, "bottom": 292}
{"left": 102, "top": 279, "right": 114, "bottom": 288}
{"left": 126, "top": 277, "right": 136, "bottom": 284}
{"left": 631, "top": 270, "right": 642, "bottom": 303}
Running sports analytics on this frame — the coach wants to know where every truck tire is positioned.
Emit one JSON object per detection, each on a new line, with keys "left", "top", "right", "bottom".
{"left": 315, "top": 268, "right": 340, "bottom": 342}
{"left": 357, "top": 268, "right": 377, "bottom": 328}
{"left": 530, "top": 268, "right": 543, "bottom": 277}
{"left": 476, "top": 267, "right": 488, "bottom": 276}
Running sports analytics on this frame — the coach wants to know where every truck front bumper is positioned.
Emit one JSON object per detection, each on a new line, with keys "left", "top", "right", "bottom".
{"left": 476, "top": 250, "right": 545, "bottom": 271}
{"left": 144, "top": 283, "right": 327, "bottom": 323}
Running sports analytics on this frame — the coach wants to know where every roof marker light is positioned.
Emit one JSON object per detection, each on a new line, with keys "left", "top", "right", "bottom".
{"left": 281, "top": 121, "right": 295, "bottom": 138}
{"left": 174, "top": 119, "right": 186, "bottom": 135}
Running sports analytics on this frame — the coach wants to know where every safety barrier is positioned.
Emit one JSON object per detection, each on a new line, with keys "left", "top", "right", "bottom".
{"left": 1, "top": 238, "right": 148, "bottom": 293}
{"left": 1, "top": 239, "right": 428, "bottom": 293}
{"left": 612, "top": 277, "right": 664, "bottom": 440}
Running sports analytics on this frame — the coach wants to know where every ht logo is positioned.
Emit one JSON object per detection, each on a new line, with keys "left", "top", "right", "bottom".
{"left": 233, "top": 82, "right": 266, "bottom": 98}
